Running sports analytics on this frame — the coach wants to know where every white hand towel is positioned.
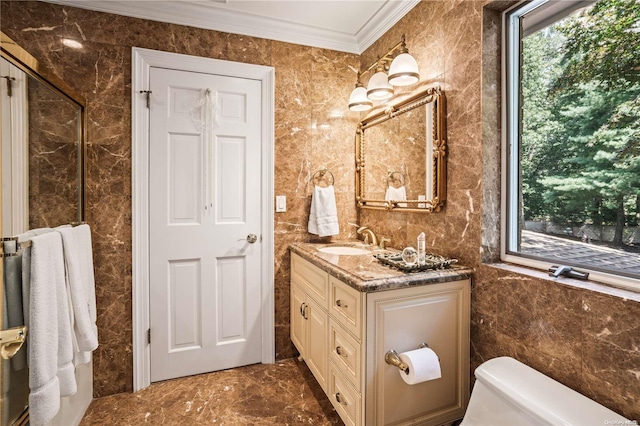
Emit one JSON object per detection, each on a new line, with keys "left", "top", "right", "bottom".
{"left": 18, "top": 229, "right": 51, "bottom": 370}
{"left": 29, "top": 232, "right": 77, "bottom": 426}
{"left": 56, "top": 224, "right": 98, "bottom": 365}
{"left": 385, "top": 185, "right": 407, "bottom": 208}
{"left": 308, "top": 185, "right": 339, "bottom": 237}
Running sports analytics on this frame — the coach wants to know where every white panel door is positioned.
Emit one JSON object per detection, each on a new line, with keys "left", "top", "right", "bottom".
{"left": 149, "top": 67, "right": 262, "bottom": 382}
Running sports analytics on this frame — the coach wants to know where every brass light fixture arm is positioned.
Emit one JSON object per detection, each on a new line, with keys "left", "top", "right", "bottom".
{"left": 358, "top": 35, "right": 408, "bottom": 80}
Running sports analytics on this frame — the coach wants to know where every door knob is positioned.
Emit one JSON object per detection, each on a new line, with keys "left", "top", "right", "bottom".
{"left": 238, "top": 234, "right": 258, "bottom": 244}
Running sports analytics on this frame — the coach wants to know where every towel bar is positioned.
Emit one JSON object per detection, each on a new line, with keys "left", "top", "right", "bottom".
{"left": 0, "top": 221, "right": 87, "bottom": 257}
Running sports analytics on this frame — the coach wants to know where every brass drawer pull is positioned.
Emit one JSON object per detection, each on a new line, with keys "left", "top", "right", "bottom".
{"left": 336, "top": 346, "right": 348, "bottom": 357}
{"left": 300, "top": 303, "right": 309, "bottom": 319}
{"left": 335, "top": 392, "right": 348, "bottom": 406}
{"left": 335, "top": 299, "right": 348, "bottom": 308}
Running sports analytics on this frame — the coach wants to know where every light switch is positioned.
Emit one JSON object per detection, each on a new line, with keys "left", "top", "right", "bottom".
{"left": 276, "top": 195, "right": 287, "bottom": 212}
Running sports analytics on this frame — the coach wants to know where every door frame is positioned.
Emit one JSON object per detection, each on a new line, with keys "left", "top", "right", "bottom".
{"left": 131, "top": 47, "right": 275, "bottom": 391}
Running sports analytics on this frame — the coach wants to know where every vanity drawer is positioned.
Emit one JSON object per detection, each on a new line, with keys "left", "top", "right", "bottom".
{"left": 329, "top": 319, "right": 361, "bottom": 392}
{"left": 291, "top": 253, "right": 329, "bottom": 309}
{"left": 329, "top": 277, "right": 362, "bottom": 339}
{"left": 328, "top": 364, "right": 362, "bottom": 426}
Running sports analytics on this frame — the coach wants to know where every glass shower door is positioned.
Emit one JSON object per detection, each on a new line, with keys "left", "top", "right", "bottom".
{"left": 1, "top": 55, "right": 30, "bottom": 426}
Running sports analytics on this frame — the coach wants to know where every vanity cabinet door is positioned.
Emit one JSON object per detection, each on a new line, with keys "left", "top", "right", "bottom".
{"left": 291, "top": 277, "right": 329, "bottom": 393}
{"left": 365, "top": 279, "right": 470, "bottom": 426}
{"left": 305, "top": 297, "right": 329, "bottom": 393}
{"left": 290, "top": 282, "right": 307, "bottom": 357}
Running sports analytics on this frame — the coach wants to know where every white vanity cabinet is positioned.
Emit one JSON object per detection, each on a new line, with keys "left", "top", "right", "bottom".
{"left": 290, "top": 252, "right": 470, "bottom": 426}
{"left": 291, "top": 254, "right": 330, "bottom": 392}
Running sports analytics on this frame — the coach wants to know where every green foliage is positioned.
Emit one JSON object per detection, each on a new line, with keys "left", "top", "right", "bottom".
{"left": 552, "top": 0, "right": 640, "bottom": 91}
{"left": 520, "top": 0, "right": 640, "bottom": 245}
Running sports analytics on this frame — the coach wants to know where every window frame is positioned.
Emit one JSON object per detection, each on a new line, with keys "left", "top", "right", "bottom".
{"left": 500, "top": 0, "right": 640, "bottom": 292}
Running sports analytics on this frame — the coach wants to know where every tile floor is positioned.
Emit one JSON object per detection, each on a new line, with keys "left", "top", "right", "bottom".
{"left": 80, "top": 358, "right": 343, "bottom": 425}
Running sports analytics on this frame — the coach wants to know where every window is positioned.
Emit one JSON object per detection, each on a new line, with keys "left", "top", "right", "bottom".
{"left": 503, "top": 0, "right": 640, "bottom": 289}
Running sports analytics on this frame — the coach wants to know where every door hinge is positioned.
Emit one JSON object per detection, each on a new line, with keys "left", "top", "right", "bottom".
{"left": 139, "top": 90, "right": 152, "bottom": 109}
{"left": 2, "top": 76, "right": 15, "bottom": 97}
{"left": 147, "top": 328, "right": 151, "bottom": 344}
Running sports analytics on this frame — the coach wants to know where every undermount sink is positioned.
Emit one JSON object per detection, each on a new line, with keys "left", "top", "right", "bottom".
{"left": 318, "top": 246, "right": 370, "bottom": 256}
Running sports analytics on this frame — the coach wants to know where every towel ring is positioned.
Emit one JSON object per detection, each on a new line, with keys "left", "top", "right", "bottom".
{"left": 387, "top": 171, "right": 405, "bottom": 189}
{"left": 312, "top": 169, "right": 335, "bottom": 188}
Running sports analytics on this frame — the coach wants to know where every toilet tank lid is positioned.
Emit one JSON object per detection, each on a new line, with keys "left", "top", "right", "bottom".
{"left": 475, "top": 357, "right": 629, "bottom": 426}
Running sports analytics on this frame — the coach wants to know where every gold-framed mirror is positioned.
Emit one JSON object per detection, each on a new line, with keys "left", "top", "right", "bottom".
{"left": 1, "top": 32, "right": 86, "bottom": 234}
{"left": 355, "top": 86, "right": 446, "bottom": 212}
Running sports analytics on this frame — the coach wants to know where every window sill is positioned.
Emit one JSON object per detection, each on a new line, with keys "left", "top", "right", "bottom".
{"left": 484, "top": 262, "right": 640, "bottom": 303}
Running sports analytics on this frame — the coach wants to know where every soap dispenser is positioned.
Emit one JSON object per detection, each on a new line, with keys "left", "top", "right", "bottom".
{"left": 417, "top": 232, "right": 426, "bottom": 265}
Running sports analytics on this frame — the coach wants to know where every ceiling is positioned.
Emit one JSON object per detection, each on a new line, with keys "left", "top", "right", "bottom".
{"left": 45, "top": 0, "right": 420, "bottom": 54}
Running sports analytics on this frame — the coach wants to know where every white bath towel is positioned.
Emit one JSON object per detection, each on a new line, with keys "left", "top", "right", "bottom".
{"left": 56, "top": 224, "right": 98, "bottom": 365}
{"left": 385, "top": 185, "right": 407, "bottom": 208}
{"left": 19, "top": 229, "right": 51, "bottom": 366}
{"left": 29, "top": 232, "right": 77, "bottom": 426}
{"left": 308, "top": 185, "right": 339, "bottom": 237}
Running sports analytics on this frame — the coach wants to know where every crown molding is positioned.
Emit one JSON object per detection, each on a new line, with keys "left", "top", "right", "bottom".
{"left": 356, "top": 0, "right": 421, "bottom": 53}
{"left": 43, "top": 0, "right": 419, "bottom": 54}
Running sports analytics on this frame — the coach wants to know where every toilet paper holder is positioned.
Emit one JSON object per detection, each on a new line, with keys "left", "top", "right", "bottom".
{"left": 385, "top": 343, "right": 429, "bottom": 374}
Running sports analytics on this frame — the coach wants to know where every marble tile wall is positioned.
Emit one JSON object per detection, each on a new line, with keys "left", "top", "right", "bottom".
{"left": 473, "top": 265, "right": 640, "bottom": 420}
{"left": 27, "top": 78, "right": 80, "bottom": 228}
{"left": 360, "top": 0, "right": 639, "bottom": 420}
{"left": 1, "top": 0, "right": 359, "bottom": 397}
{"left": 3, "top": 0, "right": 638, "bottom": 418}
{"left": 359, "top": 0, "right": 484, "bottom": 266}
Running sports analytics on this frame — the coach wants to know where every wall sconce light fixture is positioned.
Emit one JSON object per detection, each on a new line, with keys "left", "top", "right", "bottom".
{"left": 348, "top": 35, "right": 420, "bottom": 112}
{"left": 367, "top": 62, "right": 394, "bottom": 101}
{"left": 348, "top": 72, "right": 374, "bottom": 111}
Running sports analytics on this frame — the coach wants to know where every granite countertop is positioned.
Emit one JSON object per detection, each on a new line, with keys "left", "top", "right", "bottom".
{"left": 289, "top": 241, "right": 474, "bottom": 293}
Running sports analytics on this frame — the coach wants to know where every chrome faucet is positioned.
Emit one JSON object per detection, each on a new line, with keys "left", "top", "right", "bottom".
{"left": 357, "top": 226, "right": 378, "bottom": 246}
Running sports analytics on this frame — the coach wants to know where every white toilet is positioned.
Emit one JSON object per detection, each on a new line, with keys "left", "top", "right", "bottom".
{"left": 460, "top": 357, "right": 630, "bottom": 426}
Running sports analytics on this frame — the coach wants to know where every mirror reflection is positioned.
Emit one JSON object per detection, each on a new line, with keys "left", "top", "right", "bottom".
{"left": 1, "top": 33, "right": 85, "bottom": 235}
{"left": 356, "top": 87, "right": 446, "bottom": 212}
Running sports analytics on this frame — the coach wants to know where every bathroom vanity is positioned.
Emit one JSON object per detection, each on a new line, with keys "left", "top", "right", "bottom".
{"left": 289, "top": 243, "right": 472, "bottom": 426}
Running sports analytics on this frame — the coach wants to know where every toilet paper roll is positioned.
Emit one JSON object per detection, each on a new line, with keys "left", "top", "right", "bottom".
{"left": 398, "top": 347, "right": 441, "bottom": 385}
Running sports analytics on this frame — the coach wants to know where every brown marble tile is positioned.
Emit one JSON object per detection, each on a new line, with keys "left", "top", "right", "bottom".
{"left": 85, "top": 142, "right": 132, "bottom": 199}
{"left": 582, "top": 370, "right": 640, "bottom": 421}
{"left": 80, "top": 359, "right": 342, "bottom": 425}
{"left": 496, "top": 274, "right": 583, "bottom": 366}
{"left": 493, "top": 332, "right": 583, "bottom": 392}
{"left": 7, "top": 2, "right": 640, "bottom": 420}
{"left": 442, "top": 1, "right": 483, "bottom": 74}
{"left": 581, "top": 292, "right": 640, "bottom": 401}
{"left": 275, "top": 325, "right": 299, "bottom": 361}
{"left": 224, "top": 32, "right": 272, "bottom": 66}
